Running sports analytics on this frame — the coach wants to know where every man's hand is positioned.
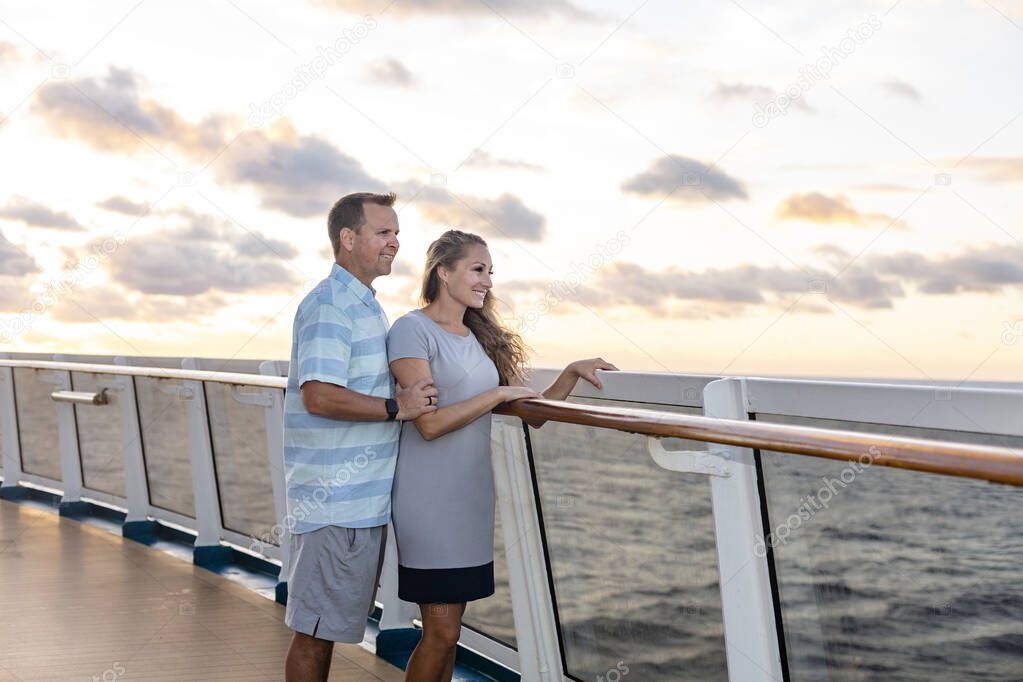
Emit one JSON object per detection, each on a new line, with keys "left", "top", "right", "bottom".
{"left": 395, "top": 377, "right": 439, "bottom": 421}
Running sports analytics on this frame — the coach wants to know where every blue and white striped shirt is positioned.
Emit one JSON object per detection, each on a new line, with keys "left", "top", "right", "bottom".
{"left": 283, "top": 263, "right": 400, "bottom": 533}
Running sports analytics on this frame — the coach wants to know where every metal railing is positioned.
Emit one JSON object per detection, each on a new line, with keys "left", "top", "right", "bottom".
{"left": 1, "top": 354, "right": 1021, "bottom": 681}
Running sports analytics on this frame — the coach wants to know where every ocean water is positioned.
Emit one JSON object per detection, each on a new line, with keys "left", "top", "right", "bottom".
{"left": 467, "top": 400, "right": 1023, "bottom": 681}
{"left": 6, "top": 369, "right": 1023, "bottom": 681}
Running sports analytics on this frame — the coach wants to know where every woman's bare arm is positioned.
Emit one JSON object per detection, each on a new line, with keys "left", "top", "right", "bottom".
{"left": 512, "top": 357, "right": 619, "bottom": 428}
{"left": 390, "top": 358, "right": 539, "bottom": 440}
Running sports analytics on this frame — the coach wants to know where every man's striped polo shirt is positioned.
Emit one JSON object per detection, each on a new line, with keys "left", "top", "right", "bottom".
{"left": 283, "top": 263, "right": 400, "bottom": 533}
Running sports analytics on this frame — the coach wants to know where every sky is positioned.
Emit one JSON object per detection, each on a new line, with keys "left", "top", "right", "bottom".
{"left": 0, "top": 0, "right": 1021, "bottom": 381}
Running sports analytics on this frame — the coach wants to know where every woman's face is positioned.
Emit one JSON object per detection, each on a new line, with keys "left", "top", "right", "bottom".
{"left": 440, "top": 243, "right": 493, "bottom": 309}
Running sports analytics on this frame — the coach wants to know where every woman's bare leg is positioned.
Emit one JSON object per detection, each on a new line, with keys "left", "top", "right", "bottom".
{"left": 405, "top": 602, "right": 466, "bottom": 682}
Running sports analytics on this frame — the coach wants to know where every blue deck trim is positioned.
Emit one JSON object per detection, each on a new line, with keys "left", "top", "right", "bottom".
{"left": 193, "top": 544, "right": 234, "bottom": 569}
{"left": 375, "top": 627, "right": 519, "bottom": 682}
{"left": 122, "top": 519, "right": 159, "bottom": 541}
{"left": 0, "top": 485, "right": 31, "bottom": 500}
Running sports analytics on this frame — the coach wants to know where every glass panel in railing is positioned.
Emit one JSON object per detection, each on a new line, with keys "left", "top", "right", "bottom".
{"left": 756, "top": 413, "right": 1023, "bottom": 681}
{"left": 12, "top": 368, "right": 61, "bottom": 481}
{"left": 135, "top": 376, "right": 195, "bottom": 517}
{"left": 204, "top": 382, "right": 276, "bottom": 542}
{"left": 462, "top": 490, "right": 517, "bottom": 649}
{"left": 71, "top": 372, "right": 126, "bottom": 497}
{"left": 528, "top": 399, "right": 727, "bottom": 681}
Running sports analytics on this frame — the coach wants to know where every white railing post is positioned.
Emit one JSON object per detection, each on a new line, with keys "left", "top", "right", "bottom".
{"left": 703, "top": 377, "right": 784, "bottom": 681}
{"left": 114, "top": 357, "right": 150, "bottom": 525}
{"left": 52, "top": 354, "right": 85, "bottom": 514}
{"left": 0, "top": 353, "right": 23, "bottom": 493}
{"left": 259, "top": 360, "right": 291, "bottom": 604}
{"left": 377, "top": 521, "right": 418, "bottom": 629}
{"left": 491, "top": 417, "right": 562, "bottom": 681}
{"left": 181, "top": 358, "right": 225, "bottom": 562}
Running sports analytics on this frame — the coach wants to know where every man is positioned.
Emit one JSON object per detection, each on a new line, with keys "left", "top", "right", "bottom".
{"left": 283, "top": 191, "right": 438, "bottom": 681}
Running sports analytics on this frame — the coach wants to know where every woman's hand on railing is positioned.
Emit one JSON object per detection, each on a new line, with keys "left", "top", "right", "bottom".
{"left": 566, "top": 357, "right": 619, "bottom": 391}
{"left": 499, "top": 386, "right": 543, "bottom": 403}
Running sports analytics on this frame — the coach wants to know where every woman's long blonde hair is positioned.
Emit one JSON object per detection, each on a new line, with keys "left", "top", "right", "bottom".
{"left": 421, "top": 230, "right": 529, "bottom": 385}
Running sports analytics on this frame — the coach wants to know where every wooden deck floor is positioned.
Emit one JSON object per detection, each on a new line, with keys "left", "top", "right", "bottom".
{"left": 0, "top": 500, "right": 405, "bottom": 681}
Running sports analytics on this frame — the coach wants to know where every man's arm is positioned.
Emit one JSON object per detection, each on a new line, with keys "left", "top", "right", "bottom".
{"left": 301, "top": 379, "right": 438, "bottom": 422}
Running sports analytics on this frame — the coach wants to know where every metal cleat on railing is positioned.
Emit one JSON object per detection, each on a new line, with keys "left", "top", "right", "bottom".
{"left": 50, "top": 389, "right": 108, "bottom": 405}
{"left": 645, "top": 436, "right": 731, "bottom": 477}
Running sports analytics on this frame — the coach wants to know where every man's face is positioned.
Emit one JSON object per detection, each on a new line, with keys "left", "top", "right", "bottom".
{"left": 348, "top": 203, "right": 400, "bottom": 280}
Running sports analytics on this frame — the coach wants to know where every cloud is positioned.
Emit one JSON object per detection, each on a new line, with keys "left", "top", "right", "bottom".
{"left": 503, "top": 242, "right": 1023, "bottom": 319}
{"left": 320, "top": 0, "right": 587, "bottom": 19}
{"left": 955, "top": 157, "right": 1023, "bottom": 182}
{"left": 33, "top": 67, "right": 388, "bottom": 218}
{"left": 714, "top": 82, "right": 813, "bottom": 113}
{"left": 33, "top": 67, "right": 227, "bottom": 155}
{"left": 33, "top": 69, "right": 547, "bottom": 231}
{"left": 0, "top": 279, "right": 33, "bottom": 311}
{"left": 409, "top": 186, "right": 546, "bottom": 242}
{"left": 368, "top": 57, "right": 416, "bottom": 87}
{"left": 0, "top": 195, "right": 84, "bottom": 230}
{"left": 0, "top": 232, "right": 40, "bottom": 276}
{"left": 882, "top": 80, "right": 922, "bottom": 101}
{"left": 218, "top": 122, "right": 388, "bottom": 217}
{"left": 49, "top": 284, "right": 227, "bottom": 323}
{"left": 589, "top": 261, "right": 902, "bottom": 310}
{"left": 107, "top": 210, "right": 300, "bottom": 295}
{"left": 463, "top": 150, "right": 544, "bottom": 172}
{"left": 865, "top": 245, "right": 1023, "bottom": 295}
{"left": 0, "top": 41, "right": 20, "bottom": 64}
{"left": 852, "top": 183, "right": 919, "bottom": 193}
{"left": 97, "top": 196, "right": 151, "bottom": 215}
{"left": 621, "top": 156, "right": 748, "bottom": 203}
{"left": 776, "top": 192, "right": 903, "bottom": 228}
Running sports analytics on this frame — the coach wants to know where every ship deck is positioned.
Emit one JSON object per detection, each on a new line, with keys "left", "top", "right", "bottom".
{"left": 0, "top": 500, "right": 404, "bottom": 682}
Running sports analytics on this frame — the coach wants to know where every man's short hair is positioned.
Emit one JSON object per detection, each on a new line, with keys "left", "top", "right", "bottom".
{"left": 327, "top": 192, "right": 397, "bottom": 254}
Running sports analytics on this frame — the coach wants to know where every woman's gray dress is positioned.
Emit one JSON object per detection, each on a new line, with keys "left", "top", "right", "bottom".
{"left": 386, "top": 309, "right": 500, "bottom": 603}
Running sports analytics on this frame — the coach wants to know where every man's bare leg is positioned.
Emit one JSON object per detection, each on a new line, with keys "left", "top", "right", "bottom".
{"left": 405, "top": 602, "right": 466, "bottom": 682}
{"left": 286, "top": 631, "right": 334, "bottom": 682}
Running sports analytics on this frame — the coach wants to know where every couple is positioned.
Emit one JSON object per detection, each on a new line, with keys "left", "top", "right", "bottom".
{"left": 282, "top": 191, "right": 616, "bottom": 681}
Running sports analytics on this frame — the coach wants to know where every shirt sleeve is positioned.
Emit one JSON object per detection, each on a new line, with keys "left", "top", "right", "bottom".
{"left": 387, "top": 314, "right": 435, "bottom": 364}
{"left": 295, "top": 302, "right": 353, "bottom": 388}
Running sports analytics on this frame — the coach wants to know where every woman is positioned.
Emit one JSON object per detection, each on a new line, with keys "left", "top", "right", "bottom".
{"left": 386, "top": 229, "right": 617, "bottom": 681}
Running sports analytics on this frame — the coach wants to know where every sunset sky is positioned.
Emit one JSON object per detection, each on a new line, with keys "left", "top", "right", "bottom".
{"left": 1, "top": 0, "right": 1021, "bottom": 381}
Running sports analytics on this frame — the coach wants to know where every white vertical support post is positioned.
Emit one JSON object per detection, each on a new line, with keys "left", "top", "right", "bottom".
{"left": 0, "top": 353, "right": 23, "bottom": 492}
{"left": 491, "top": 418, "right": 562, "bottom": 681}
{"left": 377, "top": 523, "right": 417, "bottom": 630}
{"left": 181, "top": 358, "right": 225, "bottom": 562}
{"left": 703, "top": 377, "right": 784, "bottom": 681}
{"left": 259, "top": 360, "right": 291, "bottom": 603}
{"left": 52, "top": 354, "right": 85, "bottom": 514}
{"left": 114, "top": 357, "right": 150, "bottom": 524}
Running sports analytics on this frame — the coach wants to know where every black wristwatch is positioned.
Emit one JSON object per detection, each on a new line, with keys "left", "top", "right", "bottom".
{"left": 385, "top": 398, "right": 399, "bottom": 421}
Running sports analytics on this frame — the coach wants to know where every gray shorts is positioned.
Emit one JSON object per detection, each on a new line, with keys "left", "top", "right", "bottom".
{"left": 284, "top": 525, "right": 386, "bottom": 643}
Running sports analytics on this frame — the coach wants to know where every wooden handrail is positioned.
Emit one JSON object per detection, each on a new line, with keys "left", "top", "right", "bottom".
{"left": 496, "top": 399, "right": 1023, "bottom": 487}
{"left": 4, "top": 358, "right": 1021, "bottom": 486}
